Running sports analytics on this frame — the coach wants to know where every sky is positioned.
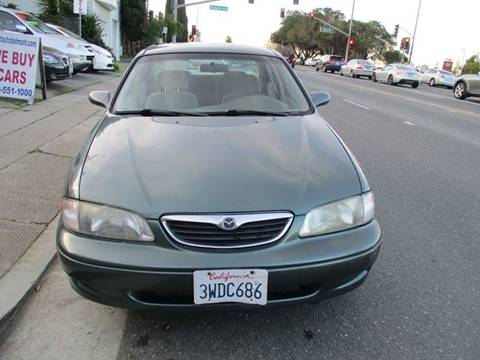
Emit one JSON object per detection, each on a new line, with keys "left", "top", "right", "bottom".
{"left": 148, "top": 0, "right": 479, "bottom": 67}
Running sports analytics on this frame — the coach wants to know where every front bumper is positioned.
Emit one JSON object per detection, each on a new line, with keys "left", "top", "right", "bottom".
{"left": 45, "top": 64, "right": 71, "bottom": 81}
{"left": 57, "top": 219, "right": 381, "bottom": 310}
{"left": 354, "top": 69, "right": 373, "bottom": 77}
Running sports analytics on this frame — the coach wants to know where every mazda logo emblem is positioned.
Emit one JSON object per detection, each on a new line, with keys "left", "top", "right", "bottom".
{"left": 219, "top": 217, "right": 238, "bottom": 231}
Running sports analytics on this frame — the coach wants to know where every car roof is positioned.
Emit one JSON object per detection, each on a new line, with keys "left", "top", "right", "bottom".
{"left": 142, "top": 43, "right": 281, "bottom": 58}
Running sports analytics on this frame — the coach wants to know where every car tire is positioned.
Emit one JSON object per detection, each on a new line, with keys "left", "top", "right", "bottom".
{"left": 387, "top": 75, "right": 395, "bottom": 86}
{"left": 454, "top": 82, "right": 467, "bottom": 100}
{"left": 412, "top": 82, "right": 419, "bottom": 88}
{"left": 368, "top": 76, "right": 372, "bottom": 80}
{"left": 372, "top": 73, "right": 377, "bottom": 82}
{"left": 429, "top": 78, "right": 435, "bottom": 87}
{"left": 340, "top": 70, "right": 344, "bottom": 76}
{"left": 323, "top": 65, "right": 327, "bottom": 72}
{"left": 315, "top": 65, "right": 319, "bottom": 72}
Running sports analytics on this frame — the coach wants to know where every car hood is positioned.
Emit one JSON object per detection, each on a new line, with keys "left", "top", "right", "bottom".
{"left": 79, "top": 114, "right": 362, "bottom": 217}
{"left": 40, "top": 34, "right": 91, "bottom": 56}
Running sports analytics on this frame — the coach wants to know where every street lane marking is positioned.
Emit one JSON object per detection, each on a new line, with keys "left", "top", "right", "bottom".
{"left": 301, "top": 71, "right": 480, "bottom": 119}
{"left": 404, "top": 121, "right": 416, "bottom": 126}
{"left": 342, "top": 99, "right": 371, "bottom": 110}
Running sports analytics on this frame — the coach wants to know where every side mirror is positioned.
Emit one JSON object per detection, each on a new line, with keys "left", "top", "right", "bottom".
{"left": 310, "top": 91, "right": 331, "bottom": 107}
{"left": 15, "top": 24, "right": 28, "bottom": 33}
{"left": 88, "top": 90, "right": 111, "bottom": 108}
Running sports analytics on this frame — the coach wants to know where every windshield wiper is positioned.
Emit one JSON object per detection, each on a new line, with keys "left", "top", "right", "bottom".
{"left": 115, "top": 109, "right": 206, "bottom": 117}
{"left": 205, "top": 109, "right": 290, "bottom": 117}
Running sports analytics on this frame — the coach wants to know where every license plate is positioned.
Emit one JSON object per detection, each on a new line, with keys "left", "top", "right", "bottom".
{"left": 193, "top": 269, "right": 268, "bottom": 305}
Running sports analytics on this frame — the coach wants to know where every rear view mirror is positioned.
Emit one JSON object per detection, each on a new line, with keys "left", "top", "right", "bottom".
{"left": 88, "top": 90, "right": 111, "bottom": 108}
{"left": 15, "top": 24, "right": 28, "bottom": 33}
{"left": 310, "top": 91, "right": 331, "bottom": 107}
{"left": 200, "top": 63, "right": 229, "bottom": 73}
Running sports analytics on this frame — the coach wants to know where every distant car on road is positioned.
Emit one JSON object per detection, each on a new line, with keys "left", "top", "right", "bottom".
{"left": 340, "top": 59, "right": 374, "bottom": 79}
{"left": 372, "top": 63, "right": 420, "bottom": 88}
{"left": 304, "top": 58, "right": 319, "bottom": 67}
{"left": 453, "top": 73, "right": 480, "bottom": 100}
{"left": 315, "top": 55, "right": 345, "bottom": 73}
{"left": 420, "top": 68, "right": 457, "bottom": 88}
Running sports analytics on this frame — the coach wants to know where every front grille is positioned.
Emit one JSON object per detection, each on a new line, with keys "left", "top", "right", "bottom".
{"left": 161, "top": 213, "right": 293, "bottom": 249}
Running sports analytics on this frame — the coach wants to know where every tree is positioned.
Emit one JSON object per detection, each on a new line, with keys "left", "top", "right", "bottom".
{"left": 120, "top": 0, "right": 148, "bottom": 54}
{"left": 271, "top": 8, "right": 394, "bottom": 61}
{"left": 37, "top": 0, "right": 72, "bottom": 24}
{"left": 164, "top": 0, "right": 188, "bottom": 42}
{"left": 81, "top": 14, "right": 107, "bottom": 49}
{"left": 144, "top": 11, "right": 164, "bottom": 47}
{"left": 462, "top": 61, "right": 480, "bottom": 74}
{"left": 225, "top": 36, "right": 232, "bottom": 43}
{"left": 383, "top": 50, "right": 407, "bottom": 64}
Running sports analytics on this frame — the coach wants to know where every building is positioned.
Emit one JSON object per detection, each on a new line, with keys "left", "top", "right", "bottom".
{"left": 5, "top": 0, "right": 121, "bottom": 58}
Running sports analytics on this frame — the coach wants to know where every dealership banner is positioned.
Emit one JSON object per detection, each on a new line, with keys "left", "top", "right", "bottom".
{"left": 0, "top": 31, "right": 40, "bottom": 104}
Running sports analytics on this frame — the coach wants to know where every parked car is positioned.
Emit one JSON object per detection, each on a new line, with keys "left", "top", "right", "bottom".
{"left": 340, "top": 59, "right": 374, "bottom": 79}
{"left": 47, "top": 23, "right": 115, "bottom": 72}
{"left": 372, "top": 63, "right": 420, "bottom": 88}
{"left": 285, "top": 55, "right": 296, "bottom": 68}
{"left": 0, "top": 7, "right": 92, "bottom": 73}
{"left": 304, "top": 58, "right": 319, "bottom": 67}
{"left": 58, "top": 43, "right": 381, "bottom": 310}
{"left": 453, "top": 73, "right": 480, "bottom": 100}
{"left": 315, "top": 55, "right": 345, "bottom": 73}
{"left": 421, "top": 68, "right": 457, "bottom": 88}
{"left": 43, "top": 46, "right": 72, "bottom": 82}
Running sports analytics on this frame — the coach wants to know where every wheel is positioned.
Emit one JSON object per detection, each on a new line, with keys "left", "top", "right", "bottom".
{"left": 340, "top": 70, "right": 344, "bottom": 76}
{"left": 454, "top": 82, "right": 467, "bottom": 99}
{"left": 372, "top": 73, "right": 377, "bottom": 82}
{"left": 387, "top": 75, "right": 395, "bottom": 86}
{"left": 350, "top": 70, "right": 354, "bottom": 78}
{"left": 315, "top": 65, "right": 319, "bottom": 72}
{"left": 323, "top": 65, "right": 327, "bottom": 72}
{"left": 412, "top": 82, "right": 419, "bottom": 88}
{"left": 368, "top": 76, "right": 372, "bottom": 80}
{"left": 429, "top": 78, "right": 435, "bottom": 87}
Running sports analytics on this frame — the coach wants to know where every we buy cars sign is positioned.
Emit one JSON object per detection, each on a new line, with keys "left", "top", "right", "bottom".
{"left": 0, "top": 31, "right": 40, "bottom": 104}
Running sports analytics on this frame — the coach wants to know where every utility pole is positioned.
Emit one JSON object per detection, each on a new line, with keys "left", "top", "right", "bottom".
{"left": 408, "top": 0, "right": 422, "bottom": 63}
{"left": 172, "top": 0, "right": 178, "bottom": 43}
{"left": 344, "top": 0, "right": 356, "bottom": 62}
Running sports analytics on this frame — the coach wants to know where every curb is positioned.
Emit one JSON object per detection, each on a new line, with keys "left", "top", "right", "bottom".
{"left": 0, "top": 215, "right": 59, "bottom": 334}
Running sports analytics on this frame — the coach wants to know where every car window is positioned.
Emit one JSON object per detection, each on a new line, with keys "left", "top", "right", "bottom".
{"left": 439, "top": 70, "right": 453, "bottom": 76}
{"left": 14, "top": 12, "right": 55, "bottom": 34}
{"left": 396, "top": 65, "right": 414, "bottom": 71}
{"left": 357, "top": 60, "right": 373, "bottom": 65}
{"left": 0, "top": 11, "right": 23, "bottom": 32}
{"left": 330, "top": 56, "right": 343, "bottom": 61}
{"left": 113, "top": 53, "right": 312, "bottom": 115}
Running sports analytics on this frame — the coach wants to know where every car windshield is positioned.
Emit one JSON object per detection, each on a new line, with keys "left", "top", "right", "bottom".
{"left": 15, "top": 12, "right": 55, "bottom": 34}
{"left": 330, "top": 56, "right": 343, "bottom": 61}
{"left": 357, "top": 60, "right": 373, "bottom": 65}
{"left": 55, "top": 25, "right": 85, "bottom": 42}
{"left": 396, "top": 65, "right": 415, "bottom": 71}
{"left": 439, "top": 70, "right": 453, "bottom": 76}
{"left": 113, "top": 53, "right": 312, "bottom": 115}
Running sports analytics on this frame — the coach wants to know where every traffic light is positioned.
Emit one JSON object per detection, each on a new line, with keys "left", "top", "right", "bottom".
{"left": 309, "top": 12, "right": 315, "bottom": 22}
{"left": 248, "top": 0, "right": 254, "bottom": 3}
{"left": 280, "top": 8, "right": 285, "bottom": 18}
{"left": 393, "top": 24, "right": 399, "bottom": 39}
{"left": 293, "top": 0, "right": 299, "bottom": 4}
{"left": 404, "top": 37, "right": 411, "bottom": 53}
{"left": 348, "top": 37, "right": 356, "bottom": 47}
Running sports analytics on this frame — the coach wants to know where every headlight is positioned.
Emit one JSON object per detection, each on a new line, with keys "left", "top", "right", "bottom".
{"left": 299, "top": 192, "right": 374, "bottom": 237}
{"left": 43, "top": 53, "right": 58, "bottom": 64}
{"left": 62, "top": 198, "right": 155, "bottom": 241}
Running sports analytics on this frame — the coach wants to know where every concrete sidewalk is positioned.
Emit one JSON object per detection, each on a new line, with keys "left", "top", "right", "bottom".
{"left": 0, "top": 71, "right": 121, "bottom": 329}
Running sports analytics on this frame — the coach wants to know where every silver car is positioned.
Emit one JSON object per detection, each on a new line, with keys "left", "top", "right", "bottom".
{"left": 372, "top": 63, "right": 420, "bottom": 88}
{"left": 453, "top": 73, "right": 480, "bottom": 100}
{"left": 340, "top": 59, "right": 374, "bottom": 79}
{"left": 421, "top": 68, "right": 457, "bottom": 88}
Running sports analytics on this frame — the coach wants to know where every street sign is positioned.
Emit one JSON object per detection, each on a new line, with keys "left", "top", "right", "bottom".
{"left": 73, "top": 0, "right": 87, "bottom": 15}
{"left": 209, "top": 5, "right": 228, "bottom": 11}
{"left": 320, "top": 26, "right": 334, "bottom": 33}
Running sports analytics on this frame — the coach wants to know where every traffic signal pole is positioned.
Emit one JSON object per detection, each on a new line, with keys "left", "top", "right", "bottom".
{"left": 344, "top": 0, "right": 356, "bottom": 62}
{"left": 408, "top": 0, "right": 422, "bottom": 63}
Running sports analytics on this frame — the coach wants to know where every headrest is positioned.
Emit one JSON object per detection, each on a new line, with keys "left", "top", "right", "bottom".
{"left": 157, "top": 70, "right": 190, "bottom": 89}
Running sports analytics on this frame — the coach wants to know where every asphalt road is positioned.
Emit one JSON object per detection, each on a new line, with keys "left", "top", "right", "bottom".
{"left": 1, "top": 65, "right": 479, "bottom": 360}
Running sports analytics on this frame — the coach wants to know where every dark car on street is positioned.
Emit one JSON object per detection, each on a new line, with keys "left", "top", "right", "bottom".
{"left": 315, "top": 54, "right": 345, "bottom": 73}
{"left": 57, "top": 43, "right": 381, "bottom": 309}
{"left": 43, "top": 47, "right": 72, "bottom": 83}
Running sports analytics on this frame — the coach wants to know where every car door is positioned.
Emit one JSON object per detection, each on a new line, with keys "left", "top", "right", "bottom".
{"left": 468, "top": 74, "right": 480, "bottom": 94}
{"left": 0, "top": 10, "right": 26, "bottom": 33}
{"left": 377, "top": 65, "right": 391, "bottom": 82}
